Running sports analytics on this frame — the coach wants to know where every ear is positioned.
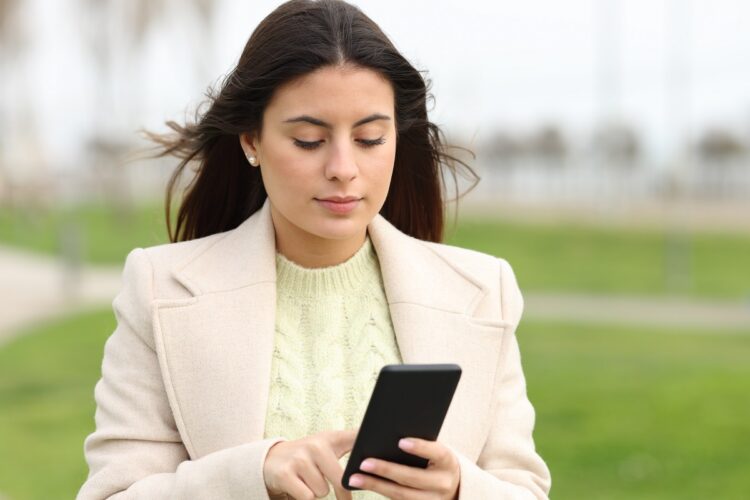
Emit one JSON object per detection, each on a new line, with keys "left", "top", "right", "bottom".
{"left": 238, "top": 132, "right": 257, "bottom": 157}
{"left": 239, "top": 132, "right": 262, "bottom": 168}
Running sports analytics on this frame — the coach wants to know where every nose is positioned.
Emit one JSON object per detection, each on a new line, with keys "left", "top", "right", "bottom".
{"left": 324, "top": 139, "right": 358, "bottom": 182}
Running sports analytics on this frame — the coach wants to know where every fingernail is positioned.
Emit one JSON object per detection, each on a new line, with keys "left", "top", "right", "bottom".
{"left": 399, "top": 438, "right": 414, "bottom": 450}
{"left": 360, "top": 459, "right": 375, "bottom": 471}
{"left": 349, "top": 475, "right": 363, "bottom": 487}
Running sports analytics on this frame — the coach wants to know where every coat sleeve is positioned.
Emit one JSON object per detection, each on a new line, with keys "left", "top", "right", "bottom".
{"left": 77, "top": 248, "right": 287, "bottom": 500}
{"left": 449, "top": 257, "right": 552, "bottom": 499}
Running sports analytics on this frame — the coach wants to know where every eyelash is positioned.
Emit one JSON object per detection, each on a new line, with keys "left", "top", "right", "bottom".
{"left": 293, "top": 137, "right": 386, "bottom": 150}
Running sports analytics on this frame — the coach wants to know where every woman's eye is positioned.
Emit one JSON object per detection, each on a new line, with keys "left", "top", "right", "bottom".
{"left": 293, "top": 139, "right": 322, "bottom": 150}
{"left": 358, "top": 137, "right": 386, "bottom": 147}
{"left": 293, "top": 137, "right": 386, "bottom": 150}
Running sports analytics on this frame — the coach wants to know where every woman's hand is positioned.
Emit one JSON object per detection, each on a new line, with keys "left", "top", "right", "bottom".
{"left": 263, "top": 428, "right": 358, "bottom": 500}
{"left": 347, "top": 437, "right": 461, "bottom": 499}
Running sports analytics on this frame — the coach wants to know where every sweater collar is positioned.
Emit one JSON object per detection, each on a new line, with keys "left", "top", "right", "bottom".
{"left": 274, "top": 236, "right": 379, "bottom": 296}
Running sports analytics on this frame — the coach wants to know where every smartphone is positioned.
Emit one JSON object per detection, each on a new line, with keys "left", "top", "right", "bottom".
{"left": 341, "top": 363, "right": 462, "bottom": 491}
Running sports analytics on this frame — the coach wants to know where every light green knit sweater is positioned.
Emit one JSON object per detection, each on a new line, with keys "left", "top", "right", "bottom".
{"left": 263, "top": 235, "right": 403, "bottom": 499}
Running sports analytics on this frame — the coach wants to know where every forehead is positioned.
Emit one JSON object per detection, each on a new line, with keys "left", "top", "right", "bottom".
{"left": 266, "top": 65, "right": 395, "bottom": 120}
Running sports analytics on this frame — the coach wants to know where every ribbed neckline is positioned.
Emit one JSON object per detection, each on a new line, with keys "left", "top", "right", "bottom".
{"left": 275, "top": 236, "right": 379, "bottom": 296}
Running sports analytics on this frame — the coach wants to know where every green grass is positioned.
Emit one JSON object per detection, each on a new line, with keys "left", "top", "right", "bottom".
{"left": 520, "top": 321, "right": 750, "bottom": 500}
{"left": 445, "top": 218, "right": 750, "bottom": 300}
{"left": 0, "top": 202, "right": 171, "bottom": 265}
{"left": 1, "top": 310, "right": 748, "bottom": 499}
{"left": 0, "top": 309, "right": 115, "bottom": 499}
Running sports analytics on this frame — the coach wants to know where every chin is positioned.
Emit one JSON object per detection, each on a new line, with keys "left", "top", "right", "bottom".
{"left": 306, "top": 217, "right": 368, "bottom": 241}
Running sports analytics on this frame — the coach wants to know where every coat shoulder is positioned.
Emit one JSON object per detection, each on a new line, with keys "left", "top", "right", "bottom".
{"left": 421, "top": 240, "right": 505, "bottom": 285}
{"left": 141, "top": 231, "right": 226, "bottom": 269}
{"left": 421, "top": 240, "right": 523, "bottom": 325}
{"left": 422, "top": 240, "right": 502, "bottom": 264}
{"left": 134, "top": 229, "right": 233, "bottom": 299}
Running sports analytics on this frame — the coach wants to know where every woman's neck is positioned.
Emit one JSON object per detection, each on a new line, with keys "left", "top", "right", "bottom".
{"left": 276, "top": 234, "right": 368, "bottom": 269}
{"left": 270, "top": 208, "right": 369, "bottom": 269}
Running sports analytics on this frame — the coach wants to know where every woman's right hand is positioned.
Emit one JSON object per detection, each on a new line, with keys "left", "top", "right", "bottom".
{"left": 263, "top": 428, "right": 359, "bottom": 500}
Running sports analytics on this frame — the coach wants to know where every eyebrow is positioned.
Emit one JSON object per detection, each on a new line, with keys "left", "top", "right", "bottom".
{"left": 282, "top": 113, "right": 391, "bottom": 129}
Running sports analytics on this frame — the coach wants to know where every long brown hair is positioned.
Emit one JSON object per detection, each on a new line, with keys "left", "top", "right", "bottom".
{"left": 140, "top": 0, "right": 478, "bottom": 243}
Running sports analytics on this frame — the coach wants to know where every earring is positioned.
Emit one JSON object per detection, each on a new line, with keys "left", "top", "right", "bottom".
{"left": 246, "top": 154, "right": 259, "bottom": 167}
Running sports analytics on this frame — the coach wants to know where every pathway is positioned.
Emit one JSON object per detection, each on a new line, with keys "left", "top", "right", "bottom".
{"left": 0, "top": 245, "right": 122, "bottom": 346}
{"left": 524, "top": 292, "right": 750, "bottom": 331}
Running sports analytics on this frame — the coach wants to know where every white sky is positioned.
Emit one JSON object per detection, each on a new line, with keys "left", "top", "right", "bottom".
{"left": 6, "top": 0, "right": 750, "bottom": 170}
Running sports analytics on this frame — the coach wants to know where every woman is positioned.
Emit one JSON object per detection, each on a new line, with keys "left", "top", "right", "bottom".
{"left": 78, "top": 0, "right": 551, "bottom": 498}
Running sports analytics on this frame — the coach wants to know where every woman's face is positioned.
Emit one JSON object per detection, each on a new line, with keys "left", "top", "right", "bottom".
{"left": 240, "top": 64, "right": 397, "bottom": 260}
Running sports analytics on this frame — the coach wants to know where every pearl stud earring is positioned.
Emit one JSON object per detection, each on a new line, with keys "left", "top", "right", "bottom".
{"left": 247, "top": 154, "right": 258, "bottom": 167}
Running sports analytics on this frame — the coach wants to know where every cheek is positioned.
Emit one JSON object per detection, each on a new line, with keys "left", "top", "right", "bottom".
{"left": 262, "top": 142, "right": 316, "bottom": 191}
{"left": 366, "top": 145, "right": 396, "bottom": 188}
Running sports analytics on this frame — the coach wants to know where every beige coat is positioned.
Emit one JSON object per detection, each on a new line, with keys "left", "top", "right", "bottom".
{"left": 78, "top": 199, "right": 551, "bottom": 499}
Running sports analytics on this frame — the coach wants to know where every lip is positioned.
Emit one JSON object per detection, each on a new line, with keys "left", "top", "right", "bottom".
{"left": 317, "top": 196, "right": 361, "bottom": 202}
{"left": 315, "top": 196, "right": 362, "bottom": 214}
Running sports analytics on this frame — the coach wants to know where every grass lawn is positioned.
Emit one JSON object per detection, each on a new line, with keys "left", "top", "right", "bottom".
{"left": 447, "top": 218, "right": 750, "bottom": 300}
{"left": 520, "top": 321, "right": 750, "bottom": 500}
{"left": 0, "top": 310, "right": 748, "bottom": 499}
{"left": 0, "top": 202, "right": 172, "bottom": 265}
{"left": 0, "top": 309, "right": 115, "bottom": 500}
{"left": 1, "top": 202, "right": 749, "bottom": 300}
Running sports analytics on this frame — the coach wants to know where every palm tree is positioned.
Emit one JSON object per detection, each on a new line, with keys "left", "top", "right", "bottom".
{"left": 0, "top": 0, "right": 24, "bottom": 206}
{"left": 696, "top": 128, "right": 746, "bottom": 165}
{"left": 592, "top": 121, "right": 641, "bottom": 168}
{"left": 81, "top": 0, "right": 219, "bottom": 217}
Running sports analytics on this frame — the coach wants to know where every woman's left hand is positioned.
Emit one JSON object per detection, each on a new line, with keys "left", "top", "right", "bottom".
{"left": 347, "top": 437, "right": 460, "bottom": 499}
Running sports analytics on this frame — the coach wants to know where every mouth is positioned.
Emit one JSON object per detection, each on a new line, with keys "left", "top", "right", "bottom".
{"left": 316, "top": 196, "right": 362, "bottom": 203}
{"left": 314, "top": 196, "right": 362, "bottom": 214}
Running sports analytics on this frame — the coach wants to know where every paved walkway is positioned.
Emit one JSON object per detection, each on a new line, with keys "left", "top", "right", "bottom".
{"left": 524, "top": 292, "right": 750, "bottom": 331}
{"left": 1, "top": 244, "right": 748, "bottom": 348}
{"left": 0, "top": 245, "right": 123, "bottom": 347}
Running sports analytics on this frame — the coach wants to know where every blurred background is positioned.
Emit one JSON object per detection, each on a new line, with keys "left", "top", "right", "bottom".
{"left": 1, "top": 0, "right": 748, "bottom": 498}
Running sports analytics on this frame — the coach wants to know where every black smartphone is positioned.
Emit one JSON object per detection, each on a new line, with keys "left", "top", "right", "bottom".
{"left": 341, "top": 363, "right": 462, "bottom": 491}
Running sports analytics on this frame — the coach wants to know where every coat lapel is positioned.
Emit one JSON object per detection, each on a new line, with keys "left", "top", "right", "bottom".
{"left": 151, "top": 200, "right": 278, "bottom": 460}
{"left": 368, "top": 217, "right": 509, "bottom": 462}
{"left": 152, "top": 199, "right": 509, "bottom": 462}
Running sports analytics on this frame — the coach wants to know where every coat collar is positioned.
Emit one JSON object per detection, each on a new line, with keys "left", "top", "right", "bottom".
{"left": 171, "top": 198, "right": 487, "bottom": 315}
{"left": 152, "top": 198, "right": 508, "bottom": 462}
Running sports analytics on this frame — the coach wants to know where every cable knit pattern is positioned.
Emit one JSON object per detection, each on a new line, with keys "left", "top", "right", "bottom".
{"left": 263, "top": 235, "right": 403, "bottom": 499}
